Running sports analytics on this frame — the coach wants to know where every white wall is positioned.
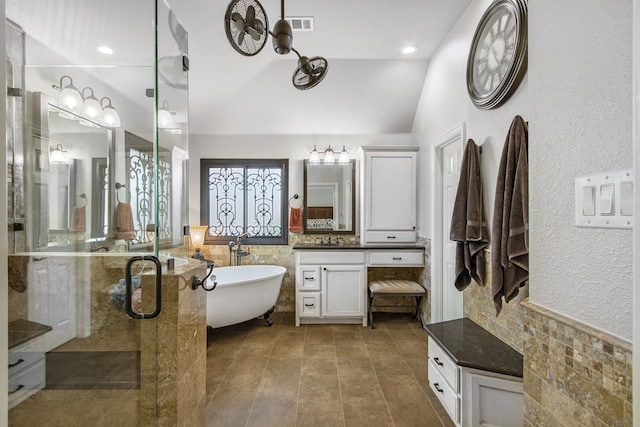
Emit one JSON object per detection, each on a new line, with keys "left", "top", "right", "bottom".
{"left": 188, "top": 133, "right": 411, "bottom": 225}
{"left": 413, "top": 0, "right": 634, "bottom": 341}
{"left": 413, "top": 0, "right": 529, "bottom": 241}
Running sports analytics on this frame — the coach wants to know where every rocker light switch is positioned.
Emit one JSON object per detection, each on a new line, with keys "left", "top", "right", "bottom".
{"left": 600, "top": 184, "right": 615, "bottom": 215}
{"left": 620, "top": 181, "right": 634, "bottom": 216}
{"left": 581, "top": 186, "right": 595, "bottom": 216}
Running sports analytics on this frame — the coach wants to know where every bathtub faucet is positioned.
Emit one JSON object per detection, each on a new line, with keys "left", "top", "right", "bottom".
{"left": 231, "top": 233, "right": 251, "bottom": 265}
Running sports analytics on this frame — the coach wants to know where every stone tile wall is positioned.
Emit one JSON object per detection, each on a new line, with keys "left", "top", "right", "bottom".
{"left": 522, "top": 300, "right": 632, "bottom": 427}
{"left": 459, "top": 251, "right": 632, "bottom": 425}
{"left": 463, "top": 249, "right": 527, "bottom": 353}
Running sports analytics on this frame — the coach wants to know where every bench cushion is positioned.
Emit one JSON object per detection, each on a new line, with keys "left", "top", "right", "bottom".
{"left": 369, "top": 280, "right": 425, "bottom": 295}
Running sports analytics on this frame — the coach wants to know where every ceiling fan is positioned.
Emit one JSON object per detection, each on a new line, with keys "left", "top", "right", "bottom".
{"left": 224, "top": 0, "right": 328, "bottom": 90}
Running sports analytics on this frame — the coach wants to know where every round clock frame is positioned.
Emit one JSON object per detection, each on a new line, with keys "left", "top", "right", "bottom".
{"left": 466, "top": 0, "right": 528, "bottom": 110}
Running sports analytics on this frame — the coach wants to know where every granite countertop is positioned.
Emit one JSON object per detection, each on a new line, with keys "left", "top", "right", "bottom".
{"left": 9, "top": 319, "right": 52, "bottom": 349}
{"left": 425, "top": 318, "right": 523, "bottom": 378}
{"left": 293, "top": 243, "right": 425, "bottom": 250}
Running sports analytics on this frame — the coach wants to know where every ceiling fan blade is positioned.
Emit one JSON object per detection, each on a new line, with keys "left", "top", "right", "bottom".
{"left": 312, "top": 66, "right": 325, "bottom": 76}
{"left": 245, "top": 5, "right": 256, "bottom": 26}
{"left": 231, "top": 12, "right": 245, "bottom": 32}
{"left": 253, "top": 19, "right": 265, "bottom": 33}
{"left": 247, "top": 26, "right": 262, "bottom": 41}
{"left": 237, "top": 30, "right": 245, "bottom": 46}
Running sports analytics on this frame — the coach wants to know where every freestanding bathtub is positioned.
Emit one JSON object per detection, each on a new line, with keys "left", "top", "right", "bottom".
{"left": 206, "top": 265, "right": 286, "bottom": 328}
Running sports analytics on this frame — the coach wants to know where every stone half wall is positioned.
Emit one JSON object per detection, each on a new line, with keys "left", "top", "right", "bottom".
{"left": 522, "top": 301, "right": 632, "bottom": 427}
{"left": 421, "top": 243, "right": 632, "bottom": 425}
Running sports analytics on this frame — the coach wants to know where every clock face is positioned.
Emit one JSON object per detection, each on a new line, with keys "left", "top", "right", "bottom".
{"left": 467, "top": 0, "right": 527, "bottom": 109}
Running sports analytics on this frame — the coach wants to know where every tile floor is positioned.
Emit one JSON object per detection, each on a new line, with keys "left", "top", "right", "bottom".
{"left": 206, "top": 312, "right": 455, "bottom": 427}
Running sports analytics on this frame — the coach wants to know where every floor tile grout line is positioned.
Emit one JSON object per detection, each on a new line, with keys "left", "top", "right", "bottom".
{"left": 206, "top": 326, "right": 251, "bottom": 401}
{"left": 364, "top": 324, "right": 398, "bottom": 427}
{"left": 244, "top": 319, "right": 283, "bottom": 427}
{"left": 388, "top": 317, "right": 448, "bottom": 427}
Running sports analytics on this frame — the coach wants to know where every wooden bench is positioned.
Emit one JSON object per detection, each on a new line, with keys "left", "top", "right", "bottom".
{"left": 367, "top": 279, "right": 425, "bottom": 329}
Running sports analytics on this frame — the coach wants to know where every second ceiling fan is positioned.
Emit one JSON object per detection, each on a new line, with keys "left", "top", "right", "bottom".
{"left": 224, "top": 0, "right": 328, "bottom": 90}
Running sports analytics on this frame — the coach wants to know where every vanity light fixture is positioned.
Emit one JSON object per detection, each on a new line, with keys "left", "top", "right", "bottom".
{"left": 309, "top": 145, "right": 321, "bottom": 164}
{"left": 158, "top": 100, "right": 175, "bottom": 129}
{"left": 190, "top": 225, "right": 208, "bottom": 260}
{"left": 323, "top": 146, "right": 336, "bottom": 164}
{"left": 100, "top": 97, "right": 122, "bottom": 128}
{"left": 52, "top": 76, "right": 122, "bottom": 128}
{"left": 54, "top": 75, "right": 83, "bottom": 113}
{"left": 338, "top": 145, "right": 350, "bottom": 164}
{"left": 49, "top": 143, "right": 69, "bottom": 164}
{"left": 80, "top": 87, "right": 102, "bottom": 121}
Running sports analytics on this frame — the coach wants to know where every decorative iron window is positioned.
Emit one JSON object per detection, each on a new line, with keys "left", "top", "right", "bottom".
{"left": 200, "top": 159, "right": 289, "bottom": 245}
{"left": 125, "top": 131, "right": 172, "bottom": 245}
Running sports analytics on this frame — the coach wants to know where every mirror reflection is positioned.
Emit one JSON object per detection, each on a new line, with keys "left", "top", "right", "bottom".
{"left": 303, "top": 159, "right": 356, "bottom": 234}
{"left": 29, "top": 93, "right": 113, "bottom": 250}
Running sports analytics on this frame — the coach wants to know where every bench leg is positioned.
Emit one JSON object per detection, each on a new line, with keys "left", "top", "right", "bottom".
{"left": 414, "top": 296, "right": 423, "bottom": 320}
{"left": 369, "top": 292, "right": 375, "bottom": 329}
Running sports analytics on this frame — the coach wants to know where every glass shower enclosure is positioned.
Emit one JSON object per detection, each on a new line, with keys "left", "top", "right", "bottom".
{"left": 6, "top": 0, "right": 189, "bottom": 424}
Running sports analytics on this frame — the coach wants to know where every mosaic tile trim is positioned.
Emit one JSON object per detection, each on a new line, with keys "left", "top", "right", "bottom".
{"left": 522, "top": 300, "right": 632, "bottom": 427}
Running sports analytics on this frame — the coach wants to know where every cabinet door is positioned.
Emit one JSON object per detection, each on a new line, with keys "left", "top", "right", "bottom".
{"left": 321, "top": 265, "right": 366, "bottom": 317}
{"left": 463, "top": 370, "right": 523, "bottom": 427}
{"left": 365, "top": 151, "right": 417, "bottom": 232}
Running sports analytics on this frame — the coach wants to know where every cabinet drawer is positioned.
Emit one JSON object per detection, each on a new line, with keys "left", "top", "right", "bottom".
{"left": 9, "top": 336, "right": 46, "bottom": 377}
{"left": 368, "top": 251, "right": 424, "bottom": 266}
{"left": 296, "top": 266, "right": 321, "bottom": 291}
{"left": 364, "top": 230, "right": 416, "bottom": 244}
{"left": 298, "top": 292, "right": 321, "bottom": 317}
{"left": 8, "top": 358, "right": 45, "bottom": 408}
{"left": 428, "top": 337, "right": 459, "bottom": 392}
{"left": 428, "top": 360, "right": 460, "bottom": 424}
{"left": 297, "top": 251, "right": 365, "bottom": 265}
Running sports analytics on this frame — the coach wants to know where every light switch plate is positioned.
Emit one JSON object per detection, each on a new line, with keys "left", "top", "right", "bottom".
{"left": 575, "top": 170, "right": 634, "bottom": 229}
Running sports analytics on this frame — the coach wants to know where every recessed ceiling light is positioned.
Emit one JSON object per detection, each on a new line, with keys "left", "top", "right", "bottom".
{"left": 401, "top": 45, "right": 418, "bottom": 55}
{"left": 98, "top": 46, "right": 114, "bottom": 55}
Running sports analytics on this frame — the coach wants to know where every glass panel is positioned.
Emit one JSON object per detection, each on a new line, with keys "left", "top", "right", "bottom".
{"left": 207, "top": 166, "right": 246, "bottom": 236}
{"left": 246, "top": 166, "right": 284, "bottom": 237}
{"left": 5, "top": 0, "right": 188, "bottom": 424}
{"left": 156, "top": 0, "right": 190, "bottom": 261}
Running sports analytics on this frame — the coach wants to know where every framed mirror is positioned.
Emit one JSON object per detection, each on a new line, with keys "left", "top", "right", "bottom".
{"left": 28, "top": 92, "right": 115, "bottom": 251}
{"left": 303, "top": 159, "right": 356, "bottom": 234}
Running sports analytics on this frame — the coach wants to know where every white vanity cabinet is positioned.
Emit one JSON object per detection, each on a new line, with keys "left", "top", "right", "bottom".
{"left": 426, "top": 319, "right": 524, "bottom": 427}
{"left": 360, "top": 146, "right": 418, "bottom": 245}
{"left": 295, "top": 250, "right": 367, "bottom": 326}
{"left": 9, "top": 335, "right": 47, "bottom": 409}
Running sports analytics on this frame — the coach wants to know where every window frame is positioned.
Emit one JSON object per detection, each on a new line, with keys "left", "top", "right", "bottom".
{"left": 200, "top": 158, "right": 289, "bottom": 245}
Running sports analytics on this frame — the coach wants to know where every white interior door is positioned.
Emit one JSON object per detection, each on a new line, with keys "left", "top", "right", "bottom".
{"left": 431, "top": 124, "right": 465, "bottom": 323}
{"left": 441, "top": 142, "right": 464, "bottom": 321}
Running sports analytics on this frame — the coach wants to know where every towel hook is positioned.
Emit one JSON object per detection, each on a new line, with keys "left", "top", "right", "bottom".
{"left": 288, "top": 194, "right": 303, "bottom": 209}
{"left": 115, "top": 182, "right": 130, "bottom": 203}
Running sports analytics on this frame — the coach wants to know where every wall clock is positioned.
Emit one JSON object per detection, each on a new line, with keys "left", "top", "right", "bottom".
{"left": 466, "top": 0, "right": 527, "bottom": 109}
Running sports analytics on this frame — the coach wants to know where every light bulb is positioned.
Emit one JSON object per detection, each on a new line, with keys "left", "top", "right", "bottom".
{"left": 309, "top": 145, "right": 321, "bottom": 164}
{"left": 338, "top": 145, "right": 350, "bottom": 164}
{"left": 323, "top": 146, "right": 335, "bottom": 164}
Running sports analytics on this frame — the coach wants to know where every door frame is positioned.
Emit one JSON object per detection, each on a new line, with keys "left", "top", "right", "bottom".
{"left": 430, "top": 122, "right": 465, "bottom": 323}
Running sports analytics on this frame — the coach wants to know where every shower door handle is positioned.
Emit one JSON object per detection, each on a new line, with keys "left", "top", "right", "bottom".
{"left": 125, "top": 256, "right": 162, "bottom": 319}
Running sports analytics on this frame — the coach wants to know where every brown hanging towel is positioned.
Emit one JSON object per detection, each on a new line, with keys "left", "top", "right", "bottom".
{"left": 449, "top": 138, "right": 489, "bottom": 291}
{"left": 491, "top": 115, "right": 529, "bottom": 315}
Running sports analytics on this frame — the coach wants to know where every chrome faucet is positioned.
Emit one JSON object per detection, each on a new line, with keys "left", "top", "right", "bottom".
{"left": 231, "top": 232, "right": 250, "bottom": 265}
